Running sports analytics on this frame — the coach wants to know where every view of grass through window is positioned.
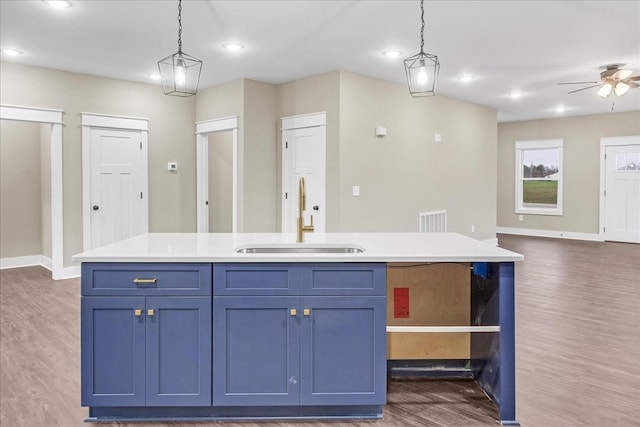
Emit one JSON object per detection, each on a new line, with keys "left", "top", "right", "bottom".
{"left": 522, "top": 148, "right": 559, "bottom": 207}
{"left": 523, "top": 180, "right": 558, "bottom": 204}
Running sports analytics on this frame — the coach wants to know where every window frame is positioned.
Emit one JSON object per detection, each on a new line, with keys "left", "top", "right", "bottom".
{"left": 515, "top": 139, "right": 564, "bottom": 216}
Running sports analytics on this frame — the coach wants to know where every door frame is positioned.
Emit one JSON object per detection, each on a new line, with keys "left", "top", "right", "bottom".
{"left": 280, "top": 112, "right": 326, "bottom": 232}
{"left": 0, "top": 104, "right": 65, "bottom": 279}
{"left": 81, "top": 113, "right": 149, "bottom": 250}
{"left": 599, "top": 135, "right": 640, "bottom": 240}
{"left": 195, "top": 116, "right": 239, "bottom": 233}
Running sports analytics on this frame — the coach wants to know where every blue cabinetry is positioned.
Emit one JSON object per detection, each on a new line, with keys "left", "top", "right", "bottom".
{"left": 213, "top": 263, "right": 386, "bottom": 407}
{"left": 81, "top": 261, "right": 386, "bottom": 421}
{"left": 81, "top": 263, "right": 212, "bottom": 408}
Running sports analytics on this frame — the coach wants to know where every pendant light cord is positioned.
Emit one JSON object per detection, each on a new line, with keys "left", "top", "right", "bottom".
{"left": 177, "top": 0, "right": 183, "bottom": 53}
{"left": 420, "top": 0, "right": 425, "bottom": 54}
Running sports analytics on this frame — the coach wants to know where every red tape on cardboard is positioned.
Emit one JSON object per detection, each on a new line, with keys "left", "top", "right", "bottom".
{"left": 394, "top": 287, "right": 410, "bottom": 318}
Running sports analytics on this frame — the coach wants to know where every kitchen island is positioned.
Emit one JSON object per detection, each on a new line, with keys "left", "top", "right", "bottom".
{"left": 74, "top": 232, "right": 523, "bottom": 426}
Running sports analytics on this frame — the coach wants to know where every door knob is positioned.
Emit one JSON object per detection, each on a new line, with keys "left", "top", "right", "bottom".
{"left": 313, "top": 205, "right": 319, "bottom": 211}
{"left": 92, "top": 205, "right": 99, "bottom": 211}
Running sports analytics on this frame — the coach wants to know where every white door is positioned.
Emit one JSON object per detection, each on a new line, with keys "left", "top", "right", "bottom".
{"left": 282, "top": 125, "right": 326, "bottom": 233}
{"left": 604, "top": 144, "right": 640, "bottom": 243}
{"left": 89, "top": 128, "right": 146, "bottom": 248}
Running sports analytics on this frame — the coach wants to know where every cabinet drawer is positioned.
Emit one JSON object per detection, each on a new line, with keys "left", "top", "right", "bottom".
{"left": 82, "top": 263, "right": 212, "bottom": 296}
{"left": 301, "top": 263, "right": 386, "bottom": 296}
{"left": 214, "top": 264, "right": 298, "bottom": 295}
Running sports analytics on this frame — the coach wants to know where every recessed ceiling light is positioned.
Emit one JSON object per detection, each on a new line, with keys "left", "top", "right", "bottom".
{"left": 508, "top": 91, "right": 523, "bottom": 99}
{"left": 223, "top": 43, "right": 244, "bottom": 52}
{"left": 44, "top": 1, "right": 72, "bottom": 8}
{"left": 554, "top": 106, "right": 566, "bottom": 113}
{"left": 1, "top": 49, "right": 23, "bottom": 56}
{"left": 382, "top": 51, "right": 402, "bottom": 59}
{"left": 458, "top": 75, "right": 475, "bottom": 83}
{"left": 149, "top": 74, "right": 162, "bottom": 81}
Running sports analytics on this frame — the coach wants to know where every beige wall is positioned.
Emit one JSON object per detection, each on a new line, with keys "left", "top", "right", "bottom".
{"left": 276, "top": 71, "right": 341, "bottom": 231}
{"left": 0, "top": 62, "right": 197, "bottom": 267}
{"left": 243, "top": 79, "right": 278, "bottom": 232}
{"left": 497, "top": 111, "right": 640, "bottom": 234}
{"left": 40, "top": 123, "right": 52, "bottom": 259}
{"left": 196, "top": 79, "right": 278, "bottom": 232}
{"left": 339, "top": 71, "right": 498, "bottom": 239}
{"left": 1, "top": 62, "right": 507, "bottom": 268}
{"left": 0, "top": 120, "right": 42, "bottom": 258}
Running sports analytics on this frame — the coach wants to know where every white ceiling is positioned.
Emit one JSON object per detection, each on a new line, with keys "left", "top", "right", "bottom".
{"left": 1, "top": 0, "right": 639, "bottom": 122}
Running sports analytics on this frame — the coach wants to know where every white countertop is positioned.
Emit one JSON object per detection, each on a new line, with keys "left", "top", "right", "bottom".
{"left": 72, "top": 232, "right": 523, "bottom": 263}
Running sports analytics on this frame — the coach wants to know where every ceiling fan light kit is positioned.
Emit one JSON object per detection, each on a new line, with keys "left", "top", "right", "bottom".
{"left": 559, "top": 64, "right": 640, "bottom": 98}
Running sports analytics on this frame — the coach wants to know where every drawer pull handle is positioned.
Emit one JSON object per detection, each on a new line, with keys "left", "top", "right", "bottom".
{"left": 290, "top": 308, "right": 297, "bottom": 316}
{"left": 303, "top": 308, "right": 310, "bottom": 316}
{"left": 147, "top": 309, "right": 155, "bottom": 316}
{"left": 134, "top": 309, "right": 142, "bottom": 317}
{"left": 133, "top": 278, "right": 157, "bottom": 284}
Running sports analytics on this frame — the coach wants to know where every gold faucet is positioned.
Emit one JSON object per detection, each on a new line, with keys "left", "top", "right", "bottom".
{"left": 297, "top": 177, "right": 314, "bottom": 243}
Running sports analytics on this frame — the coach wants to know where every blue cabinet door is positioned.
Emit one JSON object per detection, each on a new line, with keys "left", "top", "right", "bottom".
{"left": 213, "top": 296, "right": 300, "bottom": 406}
{"left": 299, "top": 296, "right": 387, "bottom": 406}
{"left": 81, "top": 297, "right": 146, "bottom": 407}
{"left": 145, "top": 297, "right": 212, "bottom": 406}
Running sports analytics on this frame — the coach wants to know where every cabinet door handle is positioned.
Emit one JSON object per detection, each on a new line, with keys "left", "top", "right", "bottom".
{"left": 290, "top": 308, "right": 297, "bottom": 316}
{"left": 133, "top": 278, "right": 157, "bottom": 284}
{"left": 303, "top": 308, "right": 310, "bottom": 316}
{"left": 147, "top": 309, "right": 155, "bottom": 316}
{"left": 134, "top": 309, "right": 142, "bottom": 317}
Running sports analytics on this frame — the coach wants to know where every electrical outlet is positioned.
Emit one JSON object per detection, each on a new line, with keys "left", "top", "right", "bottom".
{"left": 352, "top": 186, "right": 360, "bottom": 196}
{"left": 471, "top": 224, "right": 475, "bottom": 233}
{"left": 167, "top": 162, "right": 178, "bottom": 172}
{"left": 434, "top": 133, "right": 442, "bottom": 142}
{"left": 518, "top": 215, "right": 524, "bottom": 221}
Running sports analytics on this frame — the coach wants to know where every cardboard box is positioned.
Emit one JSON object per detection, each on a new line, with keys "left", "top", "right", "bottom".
{"left": 387, "top": 262, "right": 470, "bottom": 359}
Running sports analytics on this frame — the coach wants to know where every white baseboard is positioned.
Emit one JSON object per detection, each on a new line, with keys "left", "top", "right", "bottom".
{"left": 61, "top": 265, "right": 81, "bottom": 279}
{"left": 1, "top": 255, "right": 80, "bottom": 280}
{"left": 0, "top": 255, "right": 43, "bottom": 269}
{"left": 496, "top": 227, "right": 604, "bottom": 242}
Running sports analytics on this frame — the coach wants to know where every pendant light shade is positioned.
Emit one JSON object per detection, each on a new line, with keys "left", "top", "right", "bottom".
{"left": 405, "top": 0, "right": 439, "bottom": 97}
{"left": 158, "top": 0, "right": 202, "bottom": 97}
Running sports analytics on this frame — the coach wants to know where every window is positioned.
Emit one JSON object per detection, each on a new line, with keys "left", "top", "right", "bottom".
{"left": 515, "top": 139, "right": 563, "bottom": 215}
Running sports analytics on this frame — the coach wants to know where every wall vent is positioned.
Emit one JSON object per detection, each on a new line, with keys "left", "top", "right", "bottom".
{"left": 419, "top": 210, "right": 447, "bottom": 232}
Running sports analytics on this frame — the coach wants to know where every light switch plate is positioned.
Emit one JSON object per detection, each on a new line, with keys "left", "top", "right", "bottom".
{"left": 352, "top": 186, "right": 360, "bottom": 196}
{"left": 168, "top": 162, "right": 178, "bottom": 171}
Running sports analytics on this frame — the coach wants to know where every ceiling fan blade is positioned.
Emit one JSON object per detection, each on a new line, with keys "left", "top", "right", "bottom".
{"left": 557, "top": 81, "right": 599, "bottom": 85}
{"left": 628, "top": 76, "right": 640, "bottom": 81}
{"left": 628, "top": 81, "right": 639, "bottom": 89}
{"left": 567, "top": 84, "right": 601, "bottom": 94}
{"left": 613, "top": 69, "right": 633, "bottom": 79}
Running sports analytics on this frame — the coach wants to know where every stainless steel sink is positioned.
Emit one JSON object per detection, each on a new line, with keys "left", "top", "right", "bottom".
{"left": 235, "top": 244, "right": 365, "bottom": 254}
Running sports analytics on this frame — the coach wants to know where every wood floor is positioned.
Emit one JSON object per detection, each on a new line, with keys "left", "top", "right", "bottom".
{"left": 1, "top": 235, "right": 638, "bottom": 426}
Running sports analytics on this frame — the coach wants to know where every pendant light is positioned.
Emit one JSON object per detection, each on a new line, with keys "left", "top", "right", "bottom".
{"left": 157, "top": 0, "right": 202, "bottom": 97}
{"left": 404, "top": 0, "right": 440, "bottom": 97}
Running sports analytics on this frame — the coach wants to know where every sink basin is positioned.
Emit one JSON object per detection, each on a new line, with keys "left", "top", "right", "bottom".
{"left": 235, "top": 244, "right": 365, "bottom": 254}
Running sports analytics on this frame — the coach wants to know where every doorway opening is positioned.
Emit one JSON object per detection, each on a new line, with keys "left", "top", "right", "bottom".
{"left": 0, "top": 104, "right": 64, "bottom": 279}
{"left": 196, "top": 116, "right": 239, "bottom": 233}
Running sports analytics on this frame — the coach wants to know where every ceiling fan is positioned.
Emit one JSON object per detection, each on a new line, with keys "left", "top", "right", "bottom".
{"left": 558, "top": 64, "right": 640, "bottom": 97}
